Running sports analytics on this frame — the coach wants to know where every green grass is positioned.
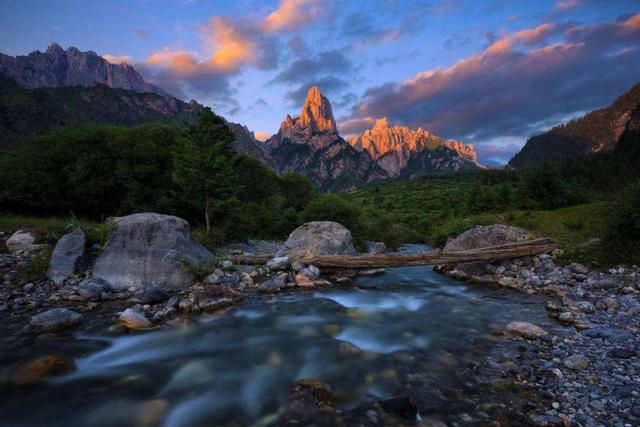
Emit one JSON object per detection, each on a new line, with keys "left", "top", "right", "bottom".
{"left": 0, "top": 213, "right": 110, "bottom": 246}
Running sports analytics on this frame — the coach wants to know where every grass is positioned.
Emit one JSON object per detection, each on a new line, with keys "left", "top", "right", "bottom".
{"left": 0, "top": 213, "right": 111, "bottom": 246}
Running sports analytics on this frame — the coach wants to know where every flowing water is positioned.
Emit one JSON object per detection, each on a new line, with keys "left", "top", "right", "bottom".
{"left": 1, "top": 250, "right": 559, "bottom": 426}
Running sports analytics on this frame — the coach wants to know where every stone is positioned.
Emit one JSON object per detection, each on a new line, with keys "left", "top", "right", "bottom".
{"left": 378, "top": 396, "right": 417, "bottom": 420}
{"left": 93, "top": 213, "right": 213, "bottom": 291}
{"left": 258, "top": 280, "right": 281, "bottom": 294}
{"left": 300, "top": 265, "right": 321, "bottom": 280}
{"left": 47, "top": 228, "right": 86, "bottom": 285}
{"left": 443, "top": 224, "right": 530, "bottom": 252}
{"left": 568, "top": 262, "right": 589, "bottom": 275}
{"left": 504, "top": 321, "right": 549, "bottom": 339}
{"left": 564, "top": 354, "right": 589, "bottom": 370}
{"left": 295, "top": 274, "right": 315, "bottom": 288}
{"left": 30, "top": 308, "right": 83, "bottom": 333}
{"left": 9, "top": 355, "right": 75, "bottom": 384}
{"left": 558, "top": 312, "right": 576, "bottom": 323}
{"left": 6, "top": 229, "right": 38, "bottom": 253}
{"left": 266, "top": 256, "right": 291, "bottom": 271}
{"left": 611, "top": 347, "right": 636, "bottom": 359}
{"left": 278, "top": 221, "right": 357, "bottom": 258}
{"left": 79, "top": 277, "right": 110, "bottom": 301}
{"left": 288, "top": 378, "right": 335, "bottom": 415}
{"left": 132, "top": 286, "right": 168, "bottom": 304}
{"left": 118, "top": 308, "right": 152, "bottom": 330}
{"left": 365, "top": 241, "right": 387, "bottom": 255}
{"left": 220, "top": 260, "right": 234, "bottom": 270}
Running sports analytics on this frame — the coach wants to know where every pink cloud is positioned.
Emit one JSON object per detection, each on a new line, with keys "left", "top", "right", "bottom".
{"left": 102, "top": 54, "right": 133, "bottom": 64}
{"left": 261, "top": 0, "right": 323, "bottom": 32}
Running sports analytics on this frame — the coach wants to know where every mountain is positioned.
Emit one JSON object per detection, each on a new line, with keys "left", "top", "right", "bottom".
{"left": 262, "top": 86, "right": 387, "bottom": 191}
{"left": 0, "top": 43, "right": 166, "bottom": 96}
{"left": 509, "top": 83, "right": 640, "bottom": 169}
{"left": 347, "top": 118, "right": 480, "bottom": 177}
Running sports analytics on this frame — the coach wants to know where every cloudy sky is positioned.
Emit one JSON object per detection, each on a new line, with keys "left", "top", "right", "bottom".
{"left": 1, "top": 0, "right": 639, "bottom": 165}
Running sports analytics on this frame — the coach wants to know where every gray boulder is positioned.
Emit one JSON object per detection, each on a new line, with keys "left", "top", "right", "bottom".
{"left": 93, "top": 213, "right": 212, "bottom": 291}
{"left": 47, "top": 228, "right": 86, "bottom": 285}
{"left": 278, "top": 221, "right": 356, "bottom": 258}
{"left": 78, "top": 277, "right": 110, "bottom": 301}
{"left": 443, "top": 224, "right": 530, "bottom": 252}
{"left": 6, "top": 230, "right": 38, "bottom": 254}
{"left": 365, "top": 241, "right": 387, "bottom": 255}
{"left": 30, "top": 308, "right": 83, "bottom": 333}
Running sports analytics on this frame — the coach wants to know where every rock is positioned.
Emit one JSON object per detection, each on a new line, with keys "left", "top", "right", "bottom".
{"left": 47, "top": 228, "right": 86, "bottom": 285}
{"left": 258, "top": 280, "right": 281, "bottom": 294}
{"left": 443, "top": 224, "right": 530, "bottom": 252}
{"left": 6, "top": 229, "right": 38, "bottom": 254}
{"left": 78, "top": 277, "right": 110, "bottom": 301}
{"left": 220, "top": 260, "right": 234, "bottom": 270}
{"left": 568, "top": 262, "right": 589, "bottom": 275}
{"left": 611, "top": 347, "right": 636, "bottom": 359}
{"left": 204, "top": 273, "right": 222, "bottom": 285}
{"left": 365, "top": 241, "right": 387, "bottom": 255}
{"left": 118, "top": 307, "right": 152, "bottom": 330}
{"left": 278, "top": 221, "right": 356, "bottom": 258}
{"left": 564, "top": 354, "right": 589, "bottom": 370}
{"left": 288, "top": 378, "right": 335, "bottom": 415}
{"left": 558, "top": 312, "right": 576, "bottom": 324}
{"left": 9, "top": 355, "right": 75, "bottom": 384}
{"left": 295, "top": 274, "right": 315, "bottom": 288}
{"left": 132, "top": 286, "right": 168, "bottom": 304}
{"left": 274, "top": 272, "right": 291, "bottom": 288}
{"left": 266, "top": 256, "right": 291, "bottom": 271}
{"left": 93, "top": 213, "right": 212, "bottom": 291}
{"left": 378, "top": 396, "right": 417, "bottom": 420}
{"left": 29, "top": 308, "right": 83, "bottom": 333}
{"left": 504, "top": 321, "right": 549, "bottom": 339}
{"left": 358, "top": 268, "right": 386, "bottom": 276}
{"left": 300, "top": 265, "right": 321, "bottom": 280}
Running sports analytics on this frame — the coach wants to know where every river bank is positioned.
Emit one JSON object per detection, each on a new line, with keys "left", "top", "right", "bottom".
{"left": 1, "top": 220, "right": 639, "bottom": 426}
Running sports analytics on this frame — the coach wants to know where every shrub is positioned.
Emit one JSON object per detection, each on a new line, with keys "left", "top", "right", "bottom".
{"left": 303, "top": 194, "right": 363, "bottom": 238}
{"left": 602, "top": 180, "right": 640, "bottom": 262}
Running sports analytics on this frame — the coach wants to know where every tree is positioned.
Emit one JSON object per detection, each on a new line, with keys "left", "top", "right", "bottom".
{"left": 280, "top": 172, "right": 314, "bottom": 210}
{"left": 173, "top": 108, "right": 239, "bottom": 231}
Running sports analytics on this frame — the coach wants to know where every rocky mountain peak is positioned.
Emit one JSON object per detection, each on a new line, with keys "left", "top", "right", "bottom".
{"left": 372, "top": 117, "right": 389, "bottom": 131}
{"left": 46, "top": 42, "right": 64, "bottom": 55}
{"left": 297, "top": 86, "right": 337, "bottom": 133}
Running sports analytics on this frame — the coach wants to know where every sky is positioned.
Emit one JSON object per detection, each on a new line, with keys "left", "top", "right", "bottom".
{"left": 1, "top": 0, "right": 639, "bottom": 166}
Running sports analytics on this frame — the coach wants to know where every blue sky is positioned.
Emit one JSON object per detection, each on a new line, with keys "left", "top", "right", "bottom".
{"left": 1, "top": 0, "right": 639, "bottom": 165}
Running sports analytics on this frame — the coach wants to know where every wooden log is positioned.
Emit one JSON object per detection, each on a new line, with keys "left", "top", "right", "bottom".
{"left": 223, "top": 238, "right": 558, "bottom": 269}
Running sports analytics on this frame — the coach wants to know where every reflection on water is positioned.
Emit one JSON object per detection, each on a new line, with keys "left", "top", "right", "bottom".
{"left": 1, "top": 261, "right": 556, "bottom": 427}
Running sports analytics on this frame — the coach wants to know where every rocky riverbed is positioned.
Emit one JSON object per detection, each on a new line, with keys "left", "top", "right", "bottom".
{"left": 1, "top": 220, "right": 639, "bottom": 426}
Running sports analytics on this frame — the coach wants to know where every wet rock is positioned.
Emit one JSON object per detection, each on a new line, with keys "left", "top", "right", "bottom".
{"left": 29, "top": 308, "right": 83, "bottom": 333}
{"left": 199, "top": 297, "right": 235, "bottom": 313}
{"left": 300, "top": 265, "right": 321, "bottom": 280}
{"left": 266, "top": 256, "right": 291, "bottom": 271}
{"left": 6, "top": 229, "right": 38, "bottom": 254}
{"left": 78, "top": 277, "right": 110, "bottom": 301}
{"left": 527, "top": 414, "right": 563, "bottom": 426}
{"left": 132, "top": 399, "right": 169, "bottom": 427}
{"left": 132, "top": 285, "right": 168, "bottom": 304}
{"left": 611, "top": 347, "right": 636, "bottom": 359}
{"left": 365, "top": 241, "right": 387, "bottom": 255}
{"left": 558, "top": 312, "right": 576, "bottom": 324}
{"left": 118, "top": 307, "right": 152, "bottom": 330}
{"left": 378, "top": 396, "right": 417, "bottom": 420}
{"left": 568, "top": 262, "right": 589, "bottom": 275}
{"left": 288, "top": 378, "right": 335, "bottom": 415}
{"left": 47, "top": 228, "right": 85, "bottom": 285}
{"left": 443, "top": 224, "right": 529, "bottom": 252}
{"left": 258, "top": 280, "right": 281, "bottom": 293}
{"left": 93, "top": 213, "right": 212, "bottom": 291}
{"left": 220, "top": 260, "right": 234, "bottom": 270}
{"left": 358, "top": 268, "right": 386, "bottom": 276}
{"left": 9, "top": 355, "right": 75, "bottom": 384}
{"left": 295, "top": 274, "right": 315, "bottom": 288}
{"left": 563, "top": 354, "right": 589, "bottom": 370}
{"left": 504, "top": 321, "right": 549, "bottom": 339}
{"left": 278, "top": 221, "right": 356, "bottom": 257}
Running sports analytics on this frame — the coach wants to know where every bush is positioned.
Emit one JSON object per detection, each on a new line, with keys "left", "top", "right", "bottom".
{"left": 303, "top": 194, "right": 363, "bottom": 238}
{"left": 602, "top": 180, "right": 640, "bottom": 262}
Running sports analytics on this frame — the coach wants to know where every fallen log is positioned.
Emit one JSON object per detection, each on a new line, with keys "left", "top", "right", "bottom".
{"left": 224, "top": 238, "right": 558, "bottom": 269}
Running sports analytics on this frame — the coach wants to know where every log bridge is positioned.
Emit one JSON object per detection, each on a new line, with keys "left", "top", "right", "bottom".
{"left": 224, "top": 238, "right": 558, "bottom": 269}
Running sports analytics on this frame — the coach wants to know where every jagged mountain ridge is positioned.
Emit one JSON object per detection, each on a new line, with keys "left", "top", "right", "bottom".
{"left": 347, "top": 117, "right": 479, "bottom": 177}
{"left": 509, "top": 83, "right": 640, "bottom": 169}
{"left": 0, "top": 43, "right": 166, "bottom": 96}
{"left": 263, "top": 86, "right": 387, "bottom": 191}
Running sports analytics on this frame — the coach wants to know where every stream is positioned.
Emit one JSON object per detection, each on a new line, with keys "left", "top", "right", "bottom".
{"left": 0, "top": 250, "right": 561, "bottom": 426}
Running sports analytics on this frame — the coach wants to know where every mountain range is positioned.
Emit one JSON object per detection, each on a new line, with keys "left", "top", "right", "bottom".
{"left": 509, "top": 82, "right": 640, "bottom": 169}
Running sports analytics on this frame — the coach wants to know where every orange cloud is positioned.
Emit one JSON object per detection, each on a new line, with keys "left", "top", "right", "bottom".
{"left": 554, "top": 0, "right": 582, "bottom": 11}
{"left": 261, "top": 0, "right": 321, "bottom": 32}
{"left": 146, "top": 48, "right": 201, "bottom": 74}
{"left": 102, "top": 54, "right": 132, "bottom": 64}
{"left": 488, "top": 23, "right": 556, "bottom": 53}
{"left": 205, "top": 17, "right": 254, "bottom": 71}
{"left": 622, "top": 13, "right": 640, "bottom": 31}
{"left": 254, "top": 131, "right": 271, "bottom": 141}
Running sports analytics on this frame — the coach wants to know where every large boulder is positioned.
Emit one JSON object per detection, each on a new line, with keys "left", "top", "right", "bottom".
{"left": 47, "top": 228, "right": 86, "bottom": 285}
{"left": 6, "top": 230, "right": 38, "bottom": 254}
{"left": 92, "top": 213, "right": 212, "bottom": 291}
{"left": 443, "top": 224, "right": 530, "bottom": 252}
{"left": 278, "top": 221, "right": 356, "bottom": 258}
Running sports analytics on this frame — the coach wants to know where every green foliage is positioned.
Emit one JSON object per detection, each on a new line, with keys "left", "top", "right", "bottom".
{"left": 303, "top": 194, "right": 364, "bottom": 237}
{"left": 280, "top": 172, "right": 314, "bottom": 210}
{"left": 17, "top": 249, "right": 52, "bottom": 282}
{"left": 602, "top": 180, "right": 640, "bottom": 262}
{"left": 517, "top": 161, "right": 568, "bottom": 210}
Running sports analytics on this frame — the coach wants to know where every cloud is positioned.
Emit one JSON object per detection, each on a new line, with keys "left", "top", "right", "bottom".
{"left": 338, "top": 116, "right": 377, "bottom": 135}
{"left": 261, "top": 0, "right": 324, "bottom": 32}
{"left": 554, "top": 0, "right": 582, "bottom": 11}
{"left": 475, "top": 141, "right": 523, "bottom": 166}
{"left": 346, "top": 14, "right": 640, "bottom": 164}
{"left": 272, "top": 49, "right": 352, "bottom": 84}
{"left": 102, "top": 54, "right": 133, "bottom": 64}
{"left": 135, "top": 28, "right": 151, "bottom": 39}
{"left": 254, "top": 131, "right": 271, "bottom": 141}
